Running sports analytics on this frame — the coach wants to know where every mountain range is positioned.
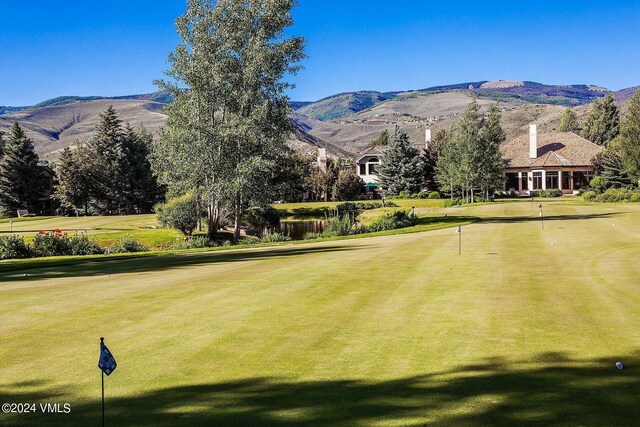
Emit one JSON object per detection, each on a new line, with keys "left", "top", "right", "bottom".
{"left": 1, "top": 80, "right": 638, "bottom": 162}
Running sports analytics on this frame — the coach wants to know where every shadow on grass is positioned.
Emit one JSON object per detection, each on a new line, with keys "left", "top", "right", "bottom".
{"left": 413, "top": 215, "right": 480, "bottom": 227}
{"left": 478, "top": 212, "right": 622, "bottom": 224}
{"left": 2, "top": 352, "right": 639, "bottom": 426}
{"left": 0, "top": 245, "right": 367, "bottom": 283}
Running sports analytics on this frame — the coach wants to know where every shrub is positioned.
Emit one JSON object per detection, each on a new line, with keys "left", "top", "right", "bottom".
{"left": 110, "top": 236, "right": 148, "bottom": 253}
{"left": 156, "top": 193, "right": 199, "bottom": 236}
{"left": 259, "top": 233, "right": 292, "bottom": 243}
{"left": 0, "top": 235, "right": 31, "bottom": 259}
{"left": 582, "top": 191, "right": 597, "bottom": 202}
{"left": 303, "top": 232, "right": 320, "bottom": 240}
{"left": 589, "top": 176, "right": 605, "bottom": 194}
{"left": 31, "top": 231, "right": 73, "bottom": 257}
{"left": 397, "top": 190, "right": 412, "bottom": 199}
{"left": 598, "top": 187, "right": 633, "bottom": 203}
{"left": 244, "top": 206, "right": 282, "bottom": 235}
{"left": 0, "top": 206, "right": 11, "bottom": 219}
{"left": 335, "top": 201, "right": 397, "bottom": 214}
{"left": 325, "top": 214, "right": 358, "bottom": 236}
{"left": 173, "top": 235, "right": 218, "bottom": 250}
{"left": 367, "top": 210, "right": 417, "bottom": 232}
{"left": 631, "top": 192, "right": 640, "bottom": 203}
{"left": 69, "top": 235, "right": 103, "bottom": 255}
{"left": 444, "top": 198, "right": 462, "bottom": 208}
{"left": 332, "top": 169, "right": 364, "bottom": 201}
{"left": 427, "top": 191, "right": 441, "bottom": 199}
{"left": 533, "top": 189, "right": 563, "bottom": 198}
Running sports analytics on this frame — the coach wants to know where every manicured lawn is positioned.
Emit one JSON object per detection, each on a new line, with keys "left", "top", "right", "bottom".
{"left": 0, "top": 214, "right": 183, "bottom": 250}
{"left": 2, "top": 200, "right": 640, "bottom": 425}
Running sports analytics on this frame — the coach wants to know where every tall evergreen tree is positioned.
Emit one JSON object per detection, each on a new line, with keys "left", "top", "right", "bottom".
{"left": 332, "top": 168, "right": 363, "bottom": 201}
{"left": 582, "top": 93, "right": 620, "bottom": 145}
{"left": 53, "top": 147, "right": 84, "bottom": 214}
{"left": 89, "top": 106, "right": 129, "bottom": 214}
{"left": 123, "top": 124, "right": 161, "bottom": 213}
{"left": 0, "top": 122, "right": 44, "bottom": 214}
{"left": 619, "top": 91, "right": 640, "bottom": 186}
{"left": 421, "top": 129, "right": 445, "bottom": 192}
{"left": 371, "top": 130, "right": 390, "bottom": 146}
{"left": 376, "top": 126, "right": 424, "bottom": 197}
{"left": 558, "top": 108, "right": 581, "bottom": 133}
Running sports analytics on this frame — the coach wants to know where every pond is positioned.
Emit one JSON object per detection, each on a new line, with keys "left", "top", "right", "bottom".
{"left": 279, "top": 220, "right": 327, "bottom": 240}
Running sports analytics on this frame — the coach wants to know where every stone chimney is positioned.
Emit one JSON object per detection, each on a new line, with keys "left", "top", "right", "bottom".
{"left": 425, "top": 128, "right": 432, "bottom": 150}
{"left": 317, "top": 148, "right": 327, "bottom": 172}
{"left": 529, "top": 124, "right": 537, "bottom": 159}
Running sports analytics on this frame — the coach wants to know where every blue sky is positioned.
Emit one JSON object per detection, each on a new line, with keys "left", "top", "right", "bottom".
{"left": 1, "top": 0, "right": 639, "bottom": 106}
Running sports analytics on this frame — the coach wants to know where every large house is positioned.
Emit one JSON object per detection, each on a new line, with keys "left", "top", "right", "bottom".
{"left": 500, "top": 124, "right": 602, "bottom": 195}
{"left": 353, "top": 125, "right": 602, "bottom": 196}
{"left": 355, "top": 129, "right": 432, "bottom": 196}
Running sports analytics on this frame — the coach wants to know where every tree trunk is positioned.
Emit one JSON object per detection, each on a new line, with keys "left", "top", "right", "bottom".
{"left": 196, "top": 193, "right": 202, "bottom": 232}
{"left": 233, "top": 193, "right": 242, "bottom": 243}
{"left": 207, "top": 200, "right": 220, "bottom": 238}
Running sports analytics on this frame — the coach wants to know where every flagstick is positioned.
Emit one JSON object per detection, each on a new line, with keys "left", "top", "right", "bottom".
{"left": 101, "top": 337, "right": 105, "bottom": 427}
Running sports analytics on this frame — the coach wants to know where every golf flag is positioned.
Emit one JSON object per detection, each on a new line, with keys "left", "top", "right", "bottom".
{"left": 98, "top": 338, "right": 117, "bottom": 376}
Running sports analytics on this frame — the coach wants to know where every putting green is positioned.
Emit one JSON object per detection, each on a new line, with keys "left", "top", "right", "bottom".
{"left": 2, "top": 201, "right": 640, "bottom": 425}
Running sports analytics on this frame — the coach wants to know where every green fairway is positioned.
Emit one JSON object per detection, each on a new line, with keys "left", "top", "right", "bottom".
{"left": 2, "top": 201, "right": 640, "bottom": 425}
{"left": 0, "top": 214, "right": 182, "bottom": 250}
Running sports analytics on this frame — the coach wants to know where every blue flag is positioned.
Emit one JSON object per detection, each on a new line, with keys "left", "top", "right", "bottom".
{"left": 98, "top": 338, "right": 117, "bottom": 376}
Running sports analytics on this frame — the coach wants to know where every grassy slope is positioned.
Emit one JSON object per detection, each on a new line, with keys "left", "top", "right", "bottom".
{"left": 2, "top": 201, "right": 640, "bottom": 425}
{"left": 0, "top": 214, "right": 182, "bottom": 250}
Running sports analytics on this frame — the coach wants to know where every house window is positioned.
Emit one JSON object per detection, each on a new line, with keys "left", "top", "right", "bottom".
{"left": 562, "top": 171, "right": 571, "bottom": 190}
{"left": 505, "top": 173, "right": 519, "bottom": 191}
{"left": 368, "top": 163, "right": 377, "bottom": 175}
{"left": 573, "top": 171, "right": 593, "bottom": 190}
{"left": 359, "top": 164, "right": 366, "bottom": 175}
{"left": 546, "top": 171, "right": 559, "bottom": 189}
{"left": 532, "top": 172, "right": 543, "bottom": 190}
{"left": 521, "top": 172, "right": 528, "bottom": 190}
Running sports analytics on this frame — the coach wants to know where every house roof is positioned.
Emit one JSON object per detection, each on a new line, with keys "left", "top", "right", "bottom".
{"left": 501, "top": 131, "right": 603, "bottom": 168}
{"left": 357, "top": 143, "right": 427, "bottom": 161}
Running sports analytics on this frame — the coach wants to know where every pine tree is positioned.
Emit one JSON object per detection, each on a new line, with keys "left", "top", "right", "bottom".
{"left": 376, "top": 126, "right": 424, "bottom": 197}
{"left": 582, "top": 94, "right": 620, "bottom": 145}
{"left": 600, "top": 147, "right": 631, "bottom": 188}
{"left": 89, "top": 106, "right": 129, "bottom": 214}
{"left": 332, "top": 168, "right": 363, "bottom": 201}
{"left": 619, "top": 91, "right": 640, "bottom": 186}
{"left": 53, "top": 147, "right": 81, "bottom": 213}
{"left": 0, "top": 122, "right": 44, "bottom": 214}
{"left": 0, "top": 131, "right": 5, "bottom": 158}
{"left": 558, "top": 108, "right": 580, "bottom": 133}
{"left": 371, "top": 130, "right": 390, "bottom": 146}
{"left": 421, "top": 129, "right": 445, "bottom": 192}
{"left": 122, "top": 124, "right": 161, "bottom": 213}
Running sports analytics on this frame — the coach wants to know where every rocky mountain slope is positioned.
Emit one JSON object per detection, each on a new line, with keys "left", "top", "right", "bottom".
{"left": 1, "top": 81, "right": 638, "bottom": 161}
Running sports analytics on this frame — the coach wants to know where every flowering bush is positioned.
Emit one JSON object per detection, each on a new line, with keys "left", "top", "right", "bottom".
{"left": 32, "top": 230, "right": 73, "bottom": 257}
{"left": 31, "top": 229, "right": 102, "bottom": 257}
